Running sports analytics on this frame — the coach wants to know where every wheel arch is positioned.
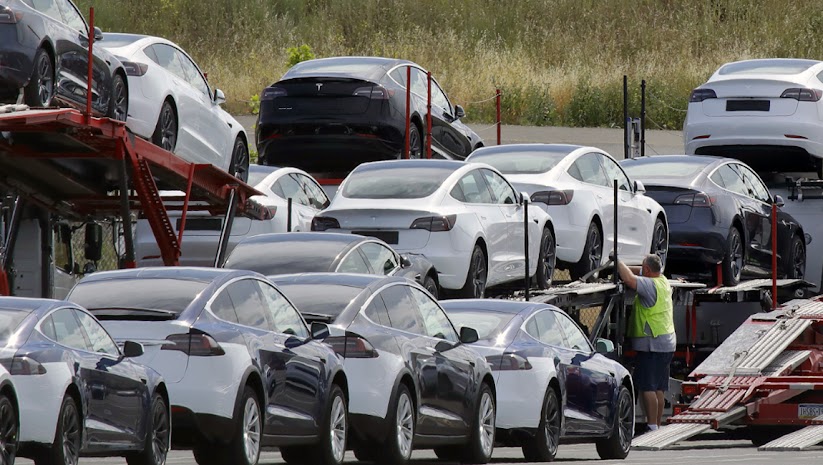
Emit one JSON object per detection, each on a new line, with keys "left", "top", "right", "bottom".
{"left": 236, "top": 366, "right": 266, "bottom": 415}
{"left": 0, "top": 381, "right": 18, "bottom": 423}
{"left": 331, "top": 369, "right": 349, "bottom": 403}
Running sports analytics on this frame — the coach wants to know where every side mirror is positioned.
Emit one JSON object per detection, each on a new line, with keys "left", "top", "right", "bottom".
{"left": 310, "top": 322, "right": 330, "bottom": 340}
{"left": 214, "top": 88, "right": 226, "bottom": 105}
{"left": 93, "top": 27, "right": 103, "bottom": 42}
{"left": 595, "top": 338, "right": 615, "bottom": 354}
{"left": 285, "top": 335, "right": 305, "bottom": 349}
{"left": 399, "top": 255, "right": 412, "bottom": 268}
{"left": 454, "top": 105, "right": 466, "bottom": 119}
{"left": 84, "top": 223, "right": 103, "bottom": 262}
{"left": 634, "top": 180, "right": 646, "bottom": 194}
{"left": 805, "top": 232, "right": 813, "bottom": 245}
{"left": 520, "top": 191, "right": 531, "bottom": 205}
{"left": 459, "top": 326, "right": 479, "bottom": 344}
{"left": 773, "top": 195, "right": 785, "bottom": 207}
{"left": 123, "top": 341, "right": 144, "bottom": 358}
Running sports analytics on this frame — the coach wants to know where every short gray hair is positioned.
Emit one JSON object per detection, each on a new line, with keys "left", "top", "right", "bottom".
{"left": 643, "top": 254, "right": 663, "bottom": 274}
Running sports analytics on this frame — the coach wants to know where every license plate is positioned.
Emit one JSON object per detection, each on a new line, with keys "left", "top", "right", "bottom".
{"left": 798, "top": 404, "right": 823, "bottom": 419}
{"left": 178, "top": 218, "right": 222, "bottom": 231}
{"left": 726, "top": 100, "right": 770, "bottom": 111}
{"left": 353, "top": 230, "right": 399, "bottom": 244}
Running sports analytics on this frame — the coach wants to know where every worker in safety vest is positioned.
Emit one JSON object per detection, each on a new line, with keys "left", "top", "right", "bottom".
{"left": 615, "top": 254, "right": 675, "bottom": 432}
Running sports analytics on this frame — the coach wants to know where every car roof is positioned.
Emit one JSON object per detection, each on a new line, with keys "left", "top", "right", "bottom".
{"left": 282, "top": 56, "right": 414, "bottom": 82}
{"left": 621, "top": 154, "right": 729, "bottom": 168}
{"left": 440, "top": 299, "right": 555, "bottom": 315}
{"left": 77, "top": 266, "right": 248, "bottom": 285}
{"left": 0, "top": 296, "right": 66, "bottom": 313}
{"left": 238, "top": 232, "right": 363, "bottom": 247}
{"left": 268, "top": 272, "right": 395, "bottom": 289}
{"left": 471, "top": 143, "right": 586, "bottom": 156}
{"left": 354, "top": 159, "right": 466, "bottom": 173}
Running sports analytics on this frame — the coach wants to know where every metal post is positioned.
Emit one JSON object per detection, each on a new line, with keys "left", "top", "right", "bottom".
{"left": 287, "top": 198, "right": 293, "bottom": 232}
{"left": 613, "top": 180, "right": 618, "bottom": 285}
{"left": 523, "top": 196, "right": 530, "bottom": 301}
{"left": 404, "top": 66, "right": 411, "bottom": 159}
{"left": 86, "top": 7, "right": 95, "bottom": 121}
{"left": 426, "top": 71, "right": 432, "bottom": 159}
{"left": 213, "top": 186, "right": 238, "bottom": 268}
{"left": 623, "top": 75, "right": 629, "bottom": 159}
{"left": 118, "top": 154, "right": 136, "bottom": 268}
{"left": 177, "top": 164, "right": 196, "bottom": 246}
{"left": 640, "top": 80, "right": 647, "bottom": 158}
{"left": 496, "top": 88, "right": 502, "bottom": 145}
{"left": 771, "top": 201, "right": 778, "bottom": 309}
{"left": 0, "top": 195, "right": 23, "bottom": 295}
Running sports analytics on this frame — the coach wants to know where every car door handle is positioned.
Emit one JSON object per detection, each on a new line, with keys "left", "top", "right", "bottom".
{"left": 469, "top": 361, "right": 475, "bottom": 367}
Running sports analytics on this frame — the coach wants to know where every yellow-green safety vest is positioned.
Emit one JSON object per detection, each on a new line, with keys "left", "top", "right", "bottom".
{"left": 629, "top": 275, "right": 674, "bottom": 338}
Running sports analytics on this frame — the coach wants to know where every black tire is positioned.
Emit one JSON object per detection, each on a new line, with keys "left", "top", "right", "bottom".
{"left": 536, "top": 227, "right": 557, "bottom": 289}
{"left": 433, "top": 446, "right": 462, "bottom": 461}
{"left": 461, "top": 383, "right": 495, "bottom": 464}
{"left": 230, "top": 137, "right": 250, "bottom": 183}
{"left": 192, "top": 443, "right": 222, "bottom": 465}
{"left": 151, "top": 100, "right": 178, "bottom": 152}
{"left": 352, "top": 445, "right": 376, "bottom": 463}
{"left": 407, "top": 123, "right": 423, "bottom": 159}
{"left": 787, "top": 234, "right": 806, "bottom": 279}
{"left": 650, "top": 218, "right": 668, "bottom": 269}
{"left": 379, "top": 384, "right": 415, "bottom": 465}
{"left": 279, "top": 446, "right": 308, "bottom": 464}
{"left": 24, "top": 47, "right": 55, "bottom": 108}
{"left": 108, "top": 72, "right": 128, "bottom": 121}
{"left": 0, "top": 393, "right": 18, "bottom": 465}
{"left": 522, "top": 387, "right": 561, "bottom": 462}
{"left": 307, "top": 385, "right": 347, "bottom": 465}
{"left": 127, "top": 393, "right": 170, "bottom": 465}
{"left": 423, "top": 275, "right": 439, "bottom": 299}
{"left": 37, "top": 395, "right": 81, "bottom": 465}
{"left": 459, "top": 245, "right": 487, "bottom": 298}
{"left": 225, "top": 386, "right": 262, "bottom": 465}
{"left": 570, "top": 222, "right": 602, "bottom": 281}
{"left": 722, "top": 227, "right": 744, "bottom": 286}
{"left": 595, "top": 386, "right": 633, "bottom": 460}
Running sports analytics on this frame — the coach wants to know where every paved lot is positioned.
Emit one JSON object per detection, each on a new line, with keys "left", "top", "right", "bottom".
{"left": 15, "top": 440, "right": 823, "bottom": 465}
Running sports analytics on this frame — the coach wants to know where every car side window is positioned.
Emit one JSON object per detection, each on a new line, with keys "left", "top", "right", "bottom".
{"left": 364, "top": 295, "right": 392, "bottom": 327}
{"left": 210, "top": 290, "right": 239, "bottom": 323}
{"left": 410, "top": 68, "right": 427, "bottom": 98}
{"left": 143, "top": 46, "right": 160, "bottom": 64}
{"left": 482, "top": 169, "right": 518, "bottom": 205}
{"left": 31, "top": 0, "right": 63, "bottom": 23}
{"left": 600, "top": 155, "right": 632, "bottom": 191}
{"left": 46, "top": 308, "right": 90, "bottom": 351}
{"left": 336, "top": 250, "right": 371, "bottom": 273}
{"left": 431, "top": 81, "right": 451, "bottom": 116}
{"left": 738, "top": 164, "right": 771, "bottom": 203}
{"left": 524, "top": 317, "right": 541, "bottom": 340}
{"left": 257, "top": 282, "right": 309, "bottom": 338}
{"left": 54, "top": 0, "right": 86, "bottom": 32}
{"left": 409, "top": 287, "right": 458, "bottom": 342}
{"left": 532, "top": 310, "right": 566, "bottom": 347}
{"left": 359, "top": 242, "right": 399, "bottom": 275}
{"left": 297, "top": 174, "right": 329, "bottom": 210}
{"left": 176, "top": 49, "right": 211, "bottom": 98}
{"left": 569, "top": 153, "right": 610, "bottom": 187}
{"left": 226, "top": 280, "right": 270, "bottom": 330}
{"left": 555, "top": 312, "right": 592, "bottom": 352}
{"left": 381, "top": 285, "right": 426, "bottom": 335}
{"left": 451, "top": 170, "right": 493, "bottom": 204}
{"left": 151, "top": 44, "right": 188, "bottom": 81}
{"left": 389, "top": 68, "right": 408, "bottom": 88}
{"left": 274, "top": 174, "right": 311, "bottom": 206}
{"left": 75, "top": 310, "right": 119, "bottom": 356}
{"left": 713, "top": 164, "right": 747, "bottom": 196}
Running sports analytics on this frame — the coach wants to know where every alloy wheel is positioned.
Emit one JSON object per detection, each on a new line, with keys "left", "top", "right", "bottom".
{"left": 472, "top": 251, "right": 487, "bottom": 298}
{"left": 654, "top": 223, "right": 668, "bottom": 266}
{"left": 37, "top": 53, "right": 54, "bottom": 106}
{"left": 589, "top": 227, "right": 602, "bottom": 270}
{"left": 112, "top": 77, "right": 128, "bottom": 121}
{"left": 242, "top": 397, "right": 261, "bottom": 464}
{"left": 617, "top": 391, "right": 633, "bottom": 452}
{"left": 329, "top": 395, "right": 347, "bottom": 464}
{"left": 151, "top": 399, "right": 170, "bottom": 464}
{"left": 62, "top": 402, "right": 80, "bottom": 465}
{"left": 409, "top": 126, "right": 422, "bottom": 159}
{"left": 232, "top": 141, "right": 249, "bottom": 183}
{"left": 730, "top": 233, "right": 743, "bottom": 282}
{"left": 478, "top": 392, "right": 495, "bottom": 457}
{"left": 0, "top": 398, "right": 16, "bottom": 465}
{"left": 160, "top": 106, "right": 177, "bottom": 151}
{"left": 793, "top": 240, "right": 805, "bottom": 279}
{"left": 396, "top": 393, "right": 414, "bottom": 460}
{"left": 542, "top": 231, "right": 556, "bottom": 281}
{"left": 543, "top": 392, "right": 560, "bottom": 456}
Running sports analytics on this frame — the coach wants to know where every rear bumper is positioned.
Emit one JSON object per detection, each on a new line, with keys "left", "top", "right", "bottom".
{"left": 0, "top": 46, "right": 34, "bottom": 91}
{"left": 667, "top": 227, "right": 727, "bottom": 266}
{"left": 258, "top": 132, "right": 403, "bottom": 174}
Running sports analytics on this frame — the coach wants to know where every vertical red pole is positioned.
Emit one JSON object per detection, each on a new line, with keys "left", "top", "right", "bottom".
{"left": 86, "top": 7, "right": 95, "bottom": 121}
{"left": 177, "top": 164, "right": 196, "bottom": 245}
{"left": 771, "top": 201, "right": 778, "bottom": 309}
{"left": 404, "top": 66, "right": 411, "bottom": 159}
{"left": 0, "top": 270, "right": 9, "bottom": 296}
{"left": 426, "top": 71, "right": 432, "bottom": 159}
{"left": 496, "top": 88, "right": 501, "bottom": 145}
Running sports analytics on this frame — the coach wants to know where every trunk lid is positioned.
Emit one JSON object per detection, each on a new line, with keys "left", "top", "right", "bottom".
{"left": 323, "top": 207, "right": 435, "bottom": 249}
{"left": 268, "top": 78, "right": 381, "bottom": 116}
{"left": 642, "top": 185, "right": 699, "bottom": 224}
{"left": 700, "top": 78, "right": 803, "bottom": 117}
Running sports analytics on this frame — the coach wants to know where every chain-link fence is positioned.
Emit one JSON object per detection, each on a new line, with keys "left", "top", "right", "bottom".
{"left": 69, "top": 219, "right": 123, "bottom": 274}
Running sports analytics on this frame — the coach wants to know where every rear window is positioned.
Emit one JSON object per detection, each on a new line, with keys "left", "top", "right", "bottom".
{"left": 718, "top": 59, "right": 818, "bottom": 76}
{"left": 470, "top": 150, "right": 570, "bottom": 174}
{"left": 445, "top": 310, "right": 516, "bottom": 341}
{"left": 621, "top": 160, "right": 708, "bottom": 180}
{"left": 0, "top": 309, "right": 30, "bottom": 347}
{"left": 68, "top": 279, "right": 208, "bottom": 315}
{"left": 100, "top": 34, "right": 143, "bottom": 48}
{"left": 225, "top": 241, "right": 344, "bottom": 275}
{"left": 247, "top": 167, "right": 275, "bottom": 187}
{"left": 275, "top": 284, "right": 362, "bottom": 321}
{"left": 342, "top": 166, "right": 453, "bottom": 199}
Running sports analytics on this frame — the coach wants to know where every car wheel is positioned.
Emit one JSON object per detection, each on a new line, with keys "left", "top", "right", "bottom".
{"left": 536, "top": 227, "right": 557, "bottom": 289}
{"left": 108, "top": 73, "right": 128, "bottom": 121}
{"left": 38, "top": 395, "right": 81, "bottom": 465}
{"left": 651, "top": 218, "right": 668, "bottom": 268}
{"left": 126, "top": 392, "right": 170, "bottom": 465}
{"left": 460, "top": 245, "right": 487, "bottom": 298}
{"left": 570, "top": 222, "right": 602, "bottom": 281}
{"left": 307, "top": 384, "right": 347, "bottom": 465}
{"left": 595, "top": 385, "right": 633, "bottom": 460}
{"left": 423, "top": 275, "right": 439, "bottom": 299}
{"left": 24, "top": 48, "right": 55, "bottom": 108}
{"left": 722, "top": 227, "right": 744, "bottom": 286}
{"left": 461, "top": 383, "right": 495, "bottom": 464}
{"left": 522, "top": 387, "right": 561, "bottom": 462}
{"left": 408, "top": 123, "right": 423, "bottom": 159}
{"left": 788, "top": 234, "right": 806, "bottom": 279}
{"left": 226, "top": 386, "right": 262, "bottom": 465}
{"left": 379, "top": 384, "right": 414, "bottom": 465}
{"left": 0, "top": 393, "right": 18, "bottom": 465}
{"left": 230, "top": 137, "right": 250, "bottom": 183}
{"left": 152, "top": 100, "right": 178, "bottom": 152}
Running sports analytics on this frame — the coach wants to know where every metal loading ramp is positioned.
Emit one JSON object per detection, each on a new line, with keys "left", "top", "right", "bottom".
{"left": 759, "top": 415, "right": 823, "bottom": 451}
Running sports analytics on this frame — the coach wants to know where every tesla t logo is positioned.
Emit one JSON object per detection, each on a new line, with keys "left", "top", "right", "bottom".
{"left": 316, "top": 83, "right": 323, "bottom": 91}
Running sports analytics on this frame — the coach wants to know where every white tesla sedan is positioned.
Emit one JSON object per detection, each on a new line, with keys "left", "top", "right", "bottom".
{"left": 100, "top": 33, "right": 250, "bottom": 181}
{"left": 684, "top": 58, "right": 823, "bottom": 176}
{"left": 467, "top": 144, "right": 668, "bottom": 279}
{"left": 311, "top": 160, "right": 556, "bottom": 298}
{"left": 136, "top": 165, "right": 329, "bottom": 267}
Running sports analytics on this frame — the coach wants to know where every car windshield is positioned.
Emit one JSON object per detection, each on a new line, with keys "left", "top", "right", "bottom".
{"left": 718, "top": 59, "right": 818, "bottom": 76}
{"left": 445, "top": 310, "right": 516, "bottom": 341}
{"left": 470, "top": 150, "right": 570, "bottom": 174}
{"left": 621, "top": 159, "right": 709, "bottom": 180}
{"left": 225, "top": 241, "right": 347, "bottom": 274}
{"left": 0, "top": 309, "right": 31, "bottom": 347}
{"left": 274, "top": 283, "right": 361, "bottom": 321}
{"left": 69, "top": 279, "right": 209, "bottom": 316}
{"left": 342, "top": 166, "right": 454, "bottom": 199}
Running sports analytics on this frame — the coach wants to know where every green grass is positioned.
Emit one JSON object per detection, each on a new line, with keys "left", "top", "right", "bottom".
{"left": 76, "top": 0, "right": 823, "bottom": 129}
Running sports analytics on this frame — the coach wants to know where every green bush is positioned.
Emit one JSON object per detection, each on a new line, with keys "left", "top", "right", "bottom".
{"left": 286, "top": 44, "right": 316, "bottom": 68}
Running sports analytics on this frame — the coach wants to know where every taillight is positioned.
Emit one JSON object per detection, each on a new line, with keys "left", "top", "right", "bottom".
{"left": 352, "top": 85, "right": 392, "bottom": 99}
{"left": 311, "top": 216, "right": 341, "bottom": 231}
{"left": 121, "top": 60, "right": 148, "bottom": 76}
{"left": 161, "top": 333, "right": 225, "bottom": 356}
{"left": 0, "top": 6, "right": 19, "bottom": 23}
{"left": 780, "top": 88, "right": 823, "bottom": 102}
{"left": 682, "top": 382, "right": 701, "bottom": 397}
{"left": 325, "top": 336, "right": 378, "bottom": 358}
{"left": 7, "top": 356, "right": 47, "bottom": 375}
{"left": 261, "top": 86, "right": 287, "bottom": 100}
{"left": 245, "top": 198, "right": 276, "bottom": 220}
{"left": 674, "top": 192, "right": 714, "bottom": 207}
{"left": 486, "top": 354, "right": 532, "bottom": 371}
{"left": 531, "top": 190, "right": 574, "bottom": 205}
{"left": 689, "top": 89, "right": 717, "bottom": 103}
{"left": 410, "top": 215, "right": 456, "bottom": 232}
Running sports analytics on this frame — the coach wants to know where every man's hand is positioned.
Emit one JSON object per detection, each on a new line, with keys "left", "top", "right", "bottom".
{"left": 615, "top": 258, "right": 639, "bottom": 290}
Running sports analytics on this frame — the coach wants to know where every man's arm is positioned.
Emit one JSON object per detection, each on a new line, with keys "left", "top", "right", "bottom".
{"left": 616, "top": 260, "right": 638, "bottom": 290}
